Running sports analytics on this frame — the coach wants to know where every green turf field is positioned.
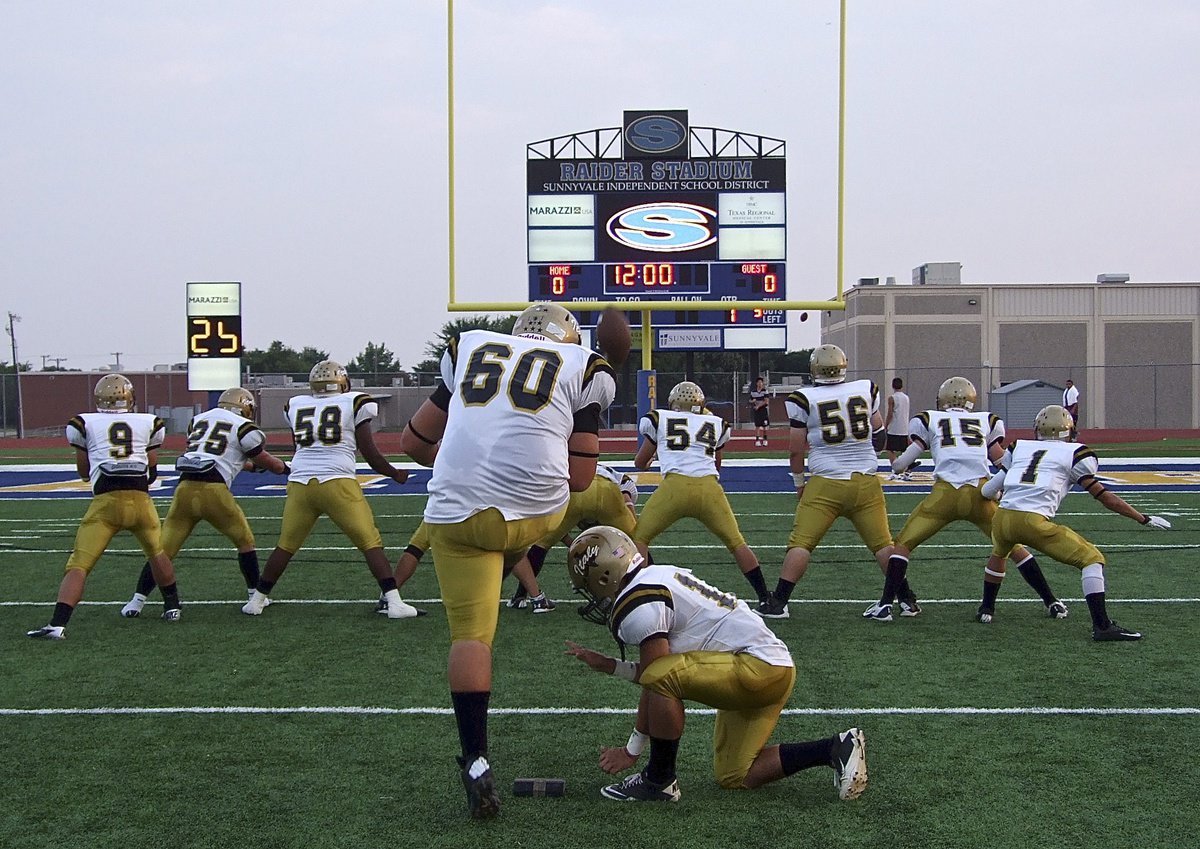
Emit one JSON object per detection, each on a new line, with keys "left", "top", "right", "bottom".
{"left": 2, "top": 490, "right": 1197, "bottom": 849}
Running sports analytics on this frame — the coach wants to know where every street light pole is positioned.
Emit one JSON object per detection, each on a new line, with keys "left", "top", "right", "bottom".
{"left": 6, "top": 312, "right": 23, "bottom": 438}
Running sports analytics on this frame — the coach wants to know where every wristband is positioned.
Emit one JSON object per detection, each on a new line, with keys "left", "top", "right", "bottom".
{"left": 625, "top": 728, "right": 648, "bottom": 757}
{"left": 790, "top": 471, "right": 807, "bottom": 487}
{"left": 612, "top": 660, "right": 637, "bottom": 681}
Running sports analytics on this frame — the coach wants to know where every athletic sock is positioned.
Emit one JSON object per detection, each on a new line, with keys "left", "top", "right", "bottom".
{"left": 50, "top": 601, "right": 75, "bottom": 627}
{"left": 160, "top": 582, "right": 181, "bottom": 611}
{"left": 1085, "top": 592, "right": 1110, "bottom": 630}
{"left": 378, "top": 576, "right": 398, "bottom": 593}
{"left": 779, "top": 738, "right": 837, "bottom": 776}
{"left": 135, "top": 562, "right": 156, "bottom": 597}
{"left": 238, "top": 551, "right": 260, "bottom": 588}
{"left": 880, "top": 555, "right": 909, "bottom": 604}
{"left": 527, "top": 546, "right": 548, "bottom": 578}
{"left": 981, "top": 578, "right": 1002, "bottom": 610}
{"left": 451, "top": 690, "right": 490, "bottom": 762}
{"left": 1016, "top": 557, "right": 1056, "bottom": 605}
{"left": 772, "top": 579, "right": 796, "bottom": 604}
{"left": 645, "top": 737, "right": 680, "bottom": 785}
{"left": 743, "top": 567, "right": 769, "bottom": 602}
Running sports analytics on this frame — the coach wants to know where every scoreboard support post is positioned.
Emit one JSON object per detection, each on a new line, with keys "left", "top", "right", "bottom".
{"left": 636, "top": 370, "right": 657, "bottom": 441}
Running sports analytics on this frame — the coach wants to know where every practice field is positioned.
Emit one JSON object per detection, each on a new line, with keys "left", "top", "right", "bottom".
{"left": 2, "top": 487, "right": 1198, "bottom": 849}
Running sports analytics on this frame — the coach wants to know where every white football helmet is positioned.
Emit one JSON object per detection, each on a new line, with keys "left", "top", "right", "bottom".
{"left": 217, "top": 387, "right": 256, "bottom": 419}
{"left": 309, "top": 360, "right": 349, "bottom": 395}
{"left": 568, "top": 525, "right": 643, "bottom": 625}
{"left": 937, "top": 376, "right": 977, "bottom": 411}
{"left": 1034, "top": 405, "right": 1074, "bottom": 441}
{"left": 94, "top": 374, "right": 135, "bottom": 412}
{"left": 810, "top": 344, "right": 848, "bottom": 384}
{"left": 513, "top": 303, "right": 581, "bottom": 344}
{"left": 667, "top": 381, "right": 705, "bottom": 413}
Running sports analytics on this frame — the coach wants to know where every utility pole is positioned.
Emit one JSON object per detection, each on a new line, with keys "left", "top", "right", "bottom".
{"left": 6, "top": 312, "right": 23, "bottom": 438}
{"left": 111, "top": 351, "right": 123, "bottom": 370}
{"left": 51, "top": 356, "right": 67, "bottom": 369}
{"left": 41, "top": 354, "right": 51, "bottom": 370}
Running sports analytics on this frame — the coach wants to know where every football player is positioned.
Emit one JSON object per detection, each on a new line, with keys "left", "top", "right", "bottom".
{"left": 980, "top": 405, "right": 1171, "bottom": 641}
{"left": 756, "top": 344, "right": 906, "bottom": 619}
{"left": 120, "top": 387, "right": 290, "bottom": 617}
{"left": 27, "top": 375, "right": 180, "bottom": 639}
{"left": 506, "top": 462, "right": 641, "bottom": 613}
{"left": 398, "top": 303, "right": 616, "bottom": 819}
{"left": 631, "top": 381, "right": 770, "bottom": 606}
{"left": 565, "top": 526, "right": 867, "bottom": 802}
{"left": 242, "top": 361, "right": 415, "bottom": 618}
{"left": 863, "top": 377, "right": 1066, "bottom": 622}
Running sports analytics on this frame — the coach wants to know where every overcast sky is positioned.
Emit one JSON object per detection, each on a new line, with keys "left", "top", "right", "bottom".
{"left": 2, "top": 1, "right": 1197, "bottom": 373}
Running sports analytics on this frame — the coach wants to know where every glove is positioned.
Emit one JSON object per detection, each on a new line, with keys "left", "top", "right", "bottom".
{"left": 1141, "top": 515, "right": 1171, "bottom": 530}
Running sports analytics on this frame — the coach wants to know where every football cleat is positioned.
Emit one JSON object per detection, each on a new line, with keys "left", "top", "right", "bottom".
{"left": 976, "top": 606, "right": 994, "bottom": 624}
{"left": 249, "top": 588, "right": 270, "bottom": 608}
{"left": 386, "top": 598, "right": 425, "bottom": 620}
{"left": 898, "top": 594, "right": 922, "bottom": 617}
{"left": 457, "top": 755, "right": 501, "bottom": 819}
{"left": 862, "top": 602, "right": 893, "bottom": 622}
{"left": 1046, "top": 600, "right": 1069, "bottom": 619}
{"left": 27, "top": 625, "right": 66, "bottom": 640}
{"left": 600, "top": 771, "right": 681, "bottom": 803}
{"left": 754, "top": 596, "right": 790, "bottom": 619}
{"left": 506, "top": 586, "right": 529, "bottom": 609}
{"left": 121, "top": 594, "right": 146, "bottom": 618}
{"left": 242, "top": 592, "right": 269, "bottom": 616}
{"left": 1092, "top": 621, "right": 1142, "bottom": 642}
{"left": 832, "top": 728, "right": 868, "bottom": 800}
{"left": 161, "top": 608, "right": 181, "bottom": 622}
{"left": 529, "top": 594, "right": 556, "bottom": 614}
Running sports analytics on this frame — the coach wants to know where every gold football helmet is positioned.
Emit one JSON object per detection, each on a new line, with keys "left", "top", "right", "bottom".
{"left": 1034, "top": 405, "right": 1074, "bottom": 441}
{"left": 667, "top": 380, "right": 705, "bottom": 413}
{"left": 309, "top": 360, "right": 349, "bottom": 395}
{"left": 937, "top": 376, "right": 977, "bottom": 411}
{"left": 810, "top": 344, "right": 848, "bottom": 384}
{"left": 217, "top": 387, "right": 257, "bottom": 419}
{"left": 568, "top": 525, "right": 644, "bottom": 625}
{"left": 512, "top": 303, "right": 581, "bottom": 344}
{"left": 94, "top": 374, "right": 135, "bottom": 412}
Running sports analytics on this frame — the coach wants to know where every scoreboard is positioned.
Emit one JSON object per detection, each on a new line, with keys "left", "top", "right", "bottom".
{"left": 526, "top": 110, "right": 786, "bottom": 351}
{"left": 186, "top": 281, "right": 243, "bottom": 391}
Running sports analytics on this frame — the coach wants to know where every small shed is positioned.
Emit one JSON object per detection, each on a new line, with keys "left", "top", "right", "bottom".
{"left": 988, "top": 379, "right": 1063, "bottom": 430}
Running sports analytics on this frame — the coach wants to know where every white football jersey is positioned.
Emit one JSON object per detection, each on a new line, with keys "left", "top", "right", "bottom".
{"left": 425, "top": 329, "right": 617, "bottom": 523}
{"left": 639, "top": 408, "right": 730, "bottom": 479}
{"left": 786, "top": 378, "right": 880, "bottom": 479}
{"left": 284, "top": 391, "right": 377, "bottom": 482}
{"left": 66, "top": 411, "right": 165, "bottom": 491}
{"left": 178, "top": 406, "right": 268, "bottom": 487}
{"left": 996, "top": 439, "right": 1099, "bottom": 518}
{"left": 909, "top": 409, "right": 1005, "bottom": 488}
{"left": 610, "top": 564, "right": 794, "bottom": 668}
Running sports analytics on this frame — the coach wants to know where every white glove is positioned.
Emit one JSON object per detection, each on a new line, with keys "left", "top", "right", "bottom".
{"left": 1142, "top": 515, "right": 1171, "bottom": 530}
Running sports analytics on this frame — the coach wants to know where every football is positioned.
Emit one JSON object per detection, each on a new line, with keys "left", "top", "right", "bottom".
{"left": 595, "top": 307, "right": 631, "bottom": 367}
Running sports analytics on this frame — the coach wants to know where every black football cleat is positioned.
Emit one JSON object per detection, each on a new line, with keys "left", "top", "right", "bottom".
{"left": 1092, "top": 621, "right": 1142, "bottom": 642}
{"left": 457, "top": 756, "right": 501, "bottom": 819}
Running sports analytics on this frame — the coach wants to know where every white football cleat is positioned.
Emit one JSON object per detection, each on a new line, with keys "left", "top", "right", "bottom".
{"left": 27, "top": 625, "right": 66, "bottom": 640}
{"left": 121, "top": 594, "right": 147, "bottom": 618}
{"left": 242, "top": 591, "right": 269, "bottom": 616}
{"left": 832, "top": 727, "right": 868, "bottom": 800}
{"left": 247, "top": 588, "right": 270, "bottom": 608}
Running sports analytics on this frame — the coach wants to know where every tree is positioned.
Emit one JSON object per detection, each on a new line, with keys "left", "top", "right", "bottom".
{"left": 346, "top": 342, "right": 402, "bottom": 379}
{"left": 413, "top": 315, "right": 518, "bottom": 374}
{"left": 243, "top": 341, "right": 330, "bottom": 374}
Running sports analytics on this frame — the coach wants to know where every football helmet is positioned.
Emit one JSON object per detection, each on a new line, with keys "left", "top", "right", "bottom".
{"left": 1034, "top": 405, "right": 1074, "bottom": 441}
{"left": 512, "top": 303, "right": 581, "bottom": 345}
{"left": 217, "top": 387, "right": 256, "bottom": 419}
{"left": 667, "top": 381, "right": 705, "bottom": 413}
{"left": 937, "top": 376, "right": 977, "bottom": 411}
{"left": 810, "top": 344, "right": 848, "bottom": 384}
{"left": 568, "top": 525, "right": 644, "bottom": 625}
{"left": 309, "top": 360, "right": 349, "bottom": 395}
{"left": 94, "top": 374, "right": 135, "bottom": 412}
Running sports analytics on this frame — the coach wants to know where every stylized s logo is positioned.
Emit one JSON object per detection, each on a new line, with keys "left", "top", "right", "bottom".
{"left": 606, "top": 203, "right": 717, "bottom": 253}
